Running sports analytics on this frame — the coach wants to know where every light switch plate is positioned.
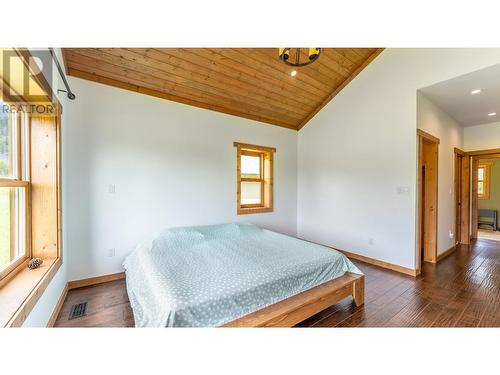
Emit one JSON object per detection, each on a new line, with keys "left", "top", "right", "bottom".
{"left": 397, "top": 186, "right": 410, "bottom": 195}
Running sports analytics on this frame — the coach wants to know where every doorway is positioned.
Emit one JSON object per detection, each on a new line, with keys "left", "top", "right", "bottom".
{"left": 417, "top": 129, "right": 439, "bottom": 273}
{"left": 470, "top": 151, "right": 500, "bottom": 242}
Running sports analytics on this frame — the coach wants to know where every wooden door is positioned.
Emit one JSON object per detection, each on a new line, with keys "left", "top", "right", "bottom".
{"left": 417, "top": 130, "right": 439, "bottom": 268}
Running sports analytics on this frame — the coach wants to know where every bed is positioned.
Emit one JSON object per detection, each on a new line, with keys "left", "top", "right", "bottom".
{"left": 123, "top": 222, "right": 363, "bottom": 327}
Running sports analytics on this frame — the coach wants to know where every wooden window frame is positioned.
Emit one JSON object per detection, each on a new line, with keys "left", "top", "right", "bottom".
{"left": 0, "top": 108, "right": 31, "bottom": 283}
{"left": 234, "top": 142, "right": 275, "bottom": 215}
{"left": 478, "top": 163, "right": 490, "bottom": 200}
{"left": 0, "top": 48, "right": 63, "bottom": 327}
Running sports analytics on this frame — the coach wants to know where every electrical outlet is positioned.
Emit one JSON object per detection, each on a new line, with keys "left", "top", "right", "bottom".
{"left": 108, "top": 184, "right": 116, "bottom": 194}
{"left": 368, "top": 238, "right": 375, "bottom": 245}
{"left": 449, "top": 230, "right": 454, "bottom": 239}
{"left": 108, "top": 248, "right": 115, "bottom": 257}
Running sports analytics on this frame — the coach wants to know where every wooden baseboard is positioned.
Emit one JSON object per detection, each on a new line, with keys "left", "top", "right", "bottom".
{"left": 47, "top": 272, "right": 126, "bottom": 327}
{"left": 339, "top": 250, "right": 418, "bottom": 277}
{"left": 67, "top": 272, "right": 126, "bottom": 290}
{"left": 46, "top": 283, "right": 68, "bottom": 327}
{"left": 298, "top": 237, "right": 418, "bottom": 277}
{"left": 436, "top": 245, "right": 458, "bottom": 262}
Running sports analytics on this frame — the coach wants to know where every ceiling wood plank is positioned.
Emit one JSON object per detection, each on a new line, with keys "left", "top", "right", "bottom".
{"left": 206, "top": 48, "right": 329, "bottom": 97}
{"left": 183, "top": 48, "right": 324, "bottom": 105}
{"left": 66, "top": 50, "right": 303, "bottom": 125}
{"left": 152, "top": 48, "right": 318, "bottom": 110}
{"left": 106, "top": 48, "right": 314, "bottom": 116}
{"left": 63, "top": 48, "right": 383, "bottom": 130}
{"left": 68, "top": 68, "right": 298, "bottom": 130}
{"left": 66, "top": 59, "right": 300, "bottom": 128}
{"left": 243, "top": 49, "right": 334, "bottom": 94}
{"left": 255, "top": 48, "right": 346, "bottom": 85}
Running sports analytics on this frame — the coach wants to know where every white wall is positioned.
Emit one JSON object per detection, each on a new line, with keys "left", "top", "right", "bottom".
{"left": 464, "top": 121, "right": 500, "bottom": 151}
{"left": 63, "top": 77, "right": 298, "bottom": 280}
{"left": 297, "top": 49, "right": 500, "bottom": 270}
{"left": 417, "top": 92, "right": 463, "bottom": 255}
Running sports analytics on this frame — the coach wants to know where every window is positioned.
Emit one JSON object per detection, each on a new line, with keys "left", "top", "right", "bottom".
{"left": 234, "top": 142, "right": 274, "bottom": 214}
{"left": 478, "top": 163, "right": 491, "bottom": 200}
{"left": 0, "top": 48, "right": 62, "bottom": 327}
{"left": 0, "top": 102, "right": 30, "bottom": 281}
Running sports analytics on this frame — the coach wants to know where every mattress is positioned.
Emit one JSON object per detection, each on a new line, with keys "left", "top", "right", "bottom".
{"left": 123, "top": 222, "right": 362, "bottom": 327}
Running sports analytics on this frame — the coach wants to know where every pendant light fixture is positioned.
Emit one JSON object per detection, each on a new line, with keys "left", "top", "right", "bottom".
{"left": 278, "top": 48, "right": 321, "bottom": 67}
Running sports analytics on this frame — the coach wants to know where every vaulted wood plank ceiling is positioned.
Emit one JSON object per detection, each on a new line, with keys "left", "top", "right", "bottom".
{"left": 62, "top": 48, "right": 383, "bottom": 130}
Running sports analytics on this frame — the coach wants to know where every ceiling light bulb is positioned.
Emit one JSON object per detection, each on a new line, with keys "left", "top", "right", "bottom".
{"left": 488, "top": 112, "right": 497, "bottom": 116}
{"left": 291, "top": 70, "right": 297, "bottom": 77}
{"left": 471, "top": 89, "right": 481, "bottom": 94}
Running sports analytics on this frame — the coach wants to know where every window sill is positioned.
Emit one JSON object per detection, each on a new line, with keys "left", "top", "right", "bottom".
{"left": 237, "top": 207, "right": 273, "bottom": 215}
{"left": 0, "top": 257, "right": 61, "bottom": 327}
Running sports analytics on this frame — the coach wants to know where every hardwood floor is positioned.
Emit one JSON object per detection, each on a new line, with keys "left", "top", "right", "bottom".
{"left": 54, "top": 239, "right": 500, "bottom": 327}
{"left": 477, "top": 228, "right": 500, "bottom": 242}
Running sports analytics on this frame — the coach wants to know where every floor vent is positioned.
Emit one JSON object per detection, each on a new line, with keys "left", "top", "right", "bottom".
{"left": 69, "top": 302, "right": 88, "bottom": 320}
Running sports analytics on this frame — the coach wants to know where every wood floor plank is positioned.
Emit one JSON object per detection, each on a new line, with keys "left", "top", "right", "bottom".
{"left": 54, "top": 239, "right": 500, "bottom": 328}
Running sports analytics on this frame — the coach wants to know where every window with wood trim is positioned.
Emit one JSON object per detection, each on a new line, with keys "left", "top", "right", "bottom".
{"left": 0, "top": 48, "right": 62, "bottom": 327}
{"left": 234, "top": 142, "right": 274, "bottom": 214}
{"left": 0, "top": 102, "right": 30, "bottom": 282}
{"left": 478, "top": 163, "right": 490, "bottom": 200}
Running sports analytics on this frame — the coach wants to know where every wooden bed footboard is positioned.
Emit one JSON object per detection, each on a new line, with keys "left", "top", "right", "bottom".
{"left": 222, "top": 272, "right": 364, "bottom": 327}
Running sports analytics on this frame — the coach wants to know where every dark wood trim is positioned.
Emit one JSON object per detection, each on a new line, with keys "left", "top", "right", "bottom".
{"left": 297, "top": 48, "right": 384, "bottom": 130}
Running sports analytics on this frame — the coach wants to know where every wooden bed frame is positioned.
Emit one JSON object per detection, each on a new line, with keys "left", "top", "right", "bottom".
{"left": 222, "top": 272, "right": 364, "bottom": 327}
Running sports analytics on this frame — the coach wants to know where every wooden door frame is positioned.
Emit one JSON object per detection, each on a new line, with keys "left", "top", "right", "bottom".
{"left": 467, "top": 148, "right": 500, "bottom": 240}
{"left": 417, "top": 129, "right": 439, "bottom": 274}
{"left": 454, "top": 148, "right": 470, "bottom": 245}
